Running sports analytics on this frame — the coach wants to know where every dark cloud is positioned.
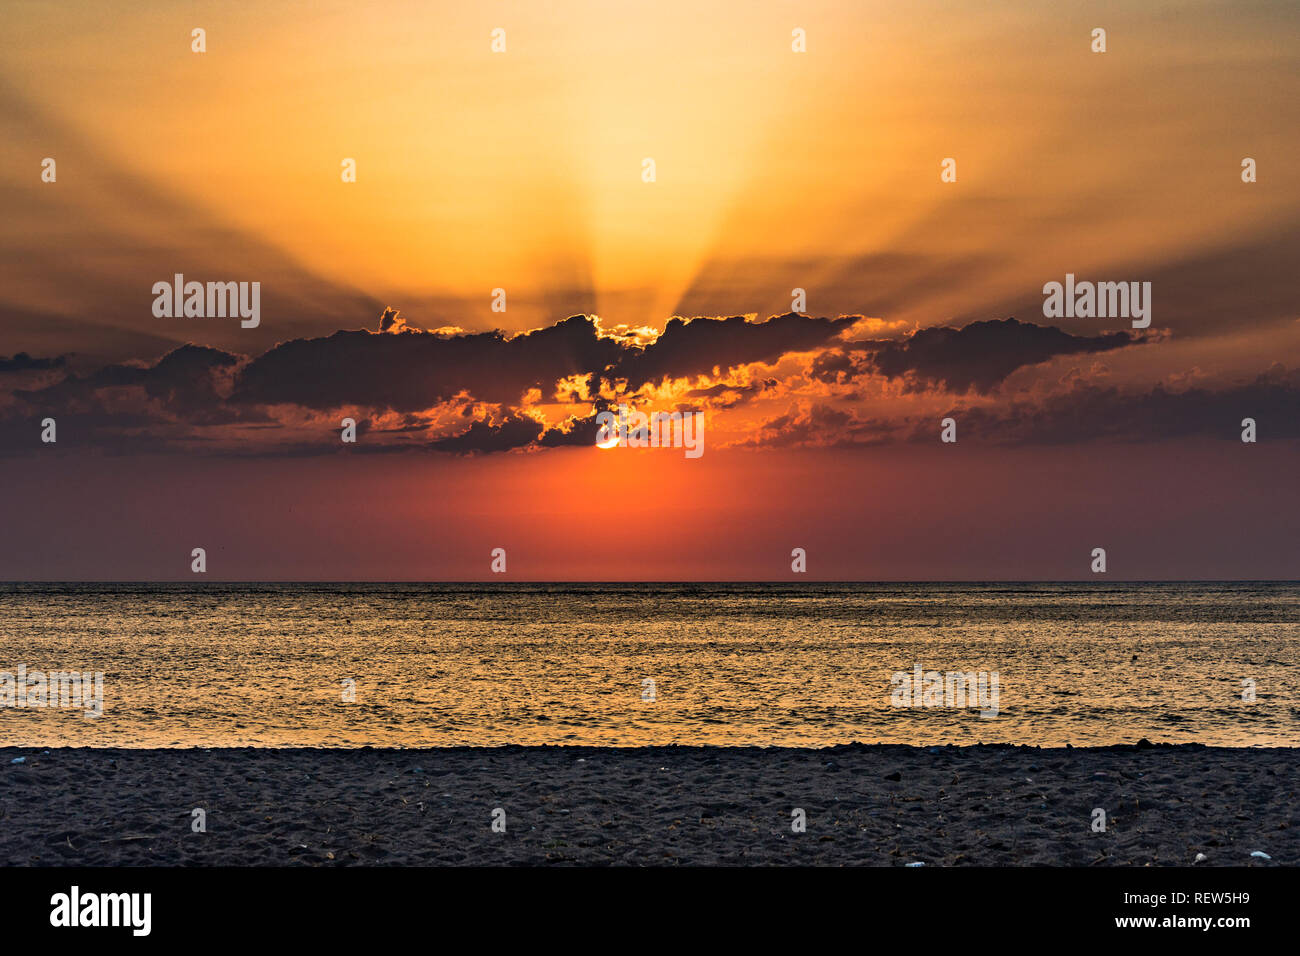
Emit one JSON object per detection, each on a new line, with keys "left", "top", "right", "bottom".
{"left": 0, "top": 352, "right": 66, "bottom": 373}
{"left": 3, "top": 308, "right": 1275, "bottom": 457}
{"left": 231, "top": 310, "right": 852, "bottom": 412}
{"left": 18, "top": 345, "right": 244, "bottom": 423}
{"left": 609, "top": 313, "right": 855, "bottom": 388}
{"left": 539, "top": 411, "right": 607, "bottom": 448}
{"left": 808, "top": 348, "right": 866, "bottom": 385}
{"left": 0, "top": 345, "right": 270, "bottom": 456}
{"left": 428, "top": 415, "right": 544, "bottom": 454}
{"left": 684, "top": 378, "right": 777, "bottom": 408}
{"left": 850, "top": 318, "right": 1142, "bottom": 393}
{"left": 233, "top": 316, "right": 624, "bottom": 411}
{"left": 943, "top": 365, "right": 1300, "bottom": 444}
{"left": 741, "top": 366, "right": 1300, "bottom": 449}
{"left": 4, "top": 311, "right": 854, "bottom": 456}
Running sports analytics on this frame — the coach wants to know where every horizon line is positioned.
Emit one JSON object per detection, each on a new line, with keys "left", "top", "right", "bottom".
{"left": 3, "top": 579, "right": 1297, "bottom": 586}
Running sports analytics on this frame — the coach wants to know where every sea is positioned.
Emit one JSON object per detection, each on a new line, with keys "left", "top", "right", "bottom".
{"left": 1, "top": 582, "right": 1296, "bottom": 748}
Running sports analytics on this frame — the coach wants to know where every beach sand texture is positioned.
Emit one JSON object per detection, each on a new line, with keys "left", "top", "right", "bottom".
{"left": 2, "top": 743, "right": 1295, "bottom": 866}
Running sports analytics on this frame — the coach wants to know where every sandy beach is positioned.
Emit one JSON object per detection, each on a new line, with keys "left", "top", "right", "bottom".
{"left": 1, "top": 743, "right": 1294, "bottom": 866}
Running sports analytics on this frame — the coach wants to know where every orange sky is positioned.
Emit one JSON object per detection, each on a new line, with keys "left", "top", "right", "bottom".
{"left": 0, "top": 0, "right": 1297, "bottom": 579}
{"left": 4, "top": 0, "right": 1297, "bottom": 348}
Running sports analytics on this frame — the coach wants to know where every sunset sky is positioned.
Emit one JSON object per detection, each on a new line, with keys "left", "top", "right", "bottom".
{"left": 1, "top": 0, "right": 1297, "bottom": 579}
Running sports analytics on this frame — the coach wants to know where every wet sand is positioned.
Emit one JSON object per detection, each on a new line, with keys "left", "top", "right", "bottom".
{"left": 1, "top": 743, "right": 1294, "bottom": 866}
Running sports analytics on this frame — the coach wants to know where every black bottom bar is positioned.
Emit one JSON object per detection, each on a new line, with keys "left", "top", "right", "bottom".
{"left": 1, "top": 865, "right": 1286, "bottom": 942}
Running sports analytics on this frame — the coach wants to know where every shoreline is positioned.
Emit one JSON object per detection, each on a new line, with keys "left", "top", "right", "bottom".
{"left": 3, "top": 743, "right": 1295, "bottom": 866}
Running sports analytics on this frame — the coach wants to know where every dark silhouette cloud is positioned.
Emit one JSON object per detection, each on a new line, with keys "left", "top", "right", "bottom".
{"left": 19, "top": 345, "right": 244, "bottom": 423}
{"left": 538, "top": 412, "right": 606, "bottom": 448}
{"left": 683, "top": 378, "right": 778, "bottom": 409}
{"left": 232, "top": 311, "right": 852, "bottom": 411}
{"left": 429, "top": 415, "right": 544, "bottom": 453}
{"left": 0, "top": 352, "right": 66, "bottom": 373}
{"left": 822, "top": 318, "right": 1143, "bottom": 393}
{"left": 1, "top": 311, "right": 861, "bottom": 454}
{"left": 609, "top": 313, "right": 855, "bottom": 388}
{"left": 234, "top": 316, "right": 624, "bottom": 411}
{"left": 942, "top": 365, "right": 1300, "bottom": 444}
{"left": 808, "top": 348, "right": 866, "bottom": 385}
{"left": 1, "top": 308, "right": 1279, "bottom": 457}
{"left": 743, "top": 366, "right": 1300, "bottom": 449}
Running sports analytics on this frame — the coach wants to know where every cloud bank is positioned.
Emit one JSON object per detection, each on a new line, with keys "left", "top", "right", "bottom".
{"left": 2, "top": 309, "right": 1284, "bottom": 456}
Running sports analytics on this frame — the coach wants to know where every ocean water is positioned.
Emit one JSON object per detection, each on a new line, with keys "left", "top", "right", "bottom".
{"left": 0, "top": 582, "right": 1296, "bottom": 748}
